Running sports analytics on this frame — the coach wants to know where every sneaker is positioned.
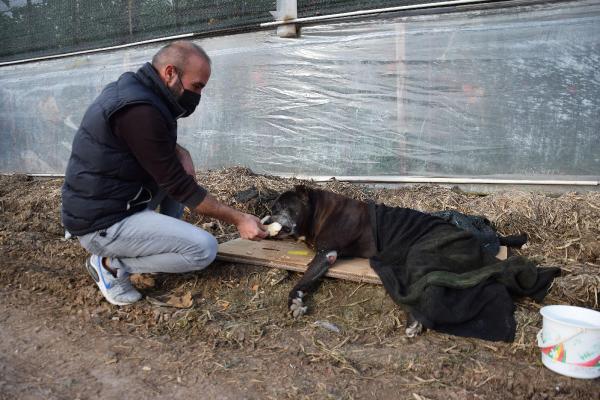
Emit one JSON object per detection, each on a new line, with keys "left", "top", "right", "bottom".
{"left": 85, "top": 255, "right": 142, "bottom": 306}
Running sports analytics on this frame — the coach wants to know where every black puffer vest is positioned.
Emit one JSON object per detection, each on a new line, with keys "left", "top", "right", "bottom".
{"left": 61, "top": 63, "right": 186, "bottom": 236}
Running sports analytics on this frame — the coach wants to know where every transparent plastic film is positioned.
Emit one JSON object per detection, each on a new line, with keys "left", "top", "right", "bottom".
{"left": 0, "top": 1, "right": 598, "bottom": 180}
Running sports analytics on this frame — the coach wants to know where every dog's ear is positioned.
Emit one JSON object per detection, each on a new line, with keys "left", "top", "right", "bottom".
{"left": 293, "top": 184, "right": 311, "bottom": 202}
{"left": 294, "top": 184, "right": 309, "bottom": 193}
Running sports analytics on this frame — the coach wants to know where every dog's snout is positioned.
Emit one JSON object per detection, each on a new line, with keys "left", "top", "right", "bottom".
{"left": 281, "top": 225, "right": 292, "bottom": 234}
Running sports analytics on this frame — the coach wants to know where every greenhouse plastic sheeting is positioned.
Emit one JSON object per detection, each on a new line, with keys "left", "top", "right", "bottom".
{"left": 0, "top": 0, "right": 599, "bottom": 179}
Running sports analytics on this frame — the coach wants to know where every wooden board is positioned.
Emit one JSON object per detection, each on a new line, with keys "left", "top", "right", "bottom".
{"left": 217, "top": 238, "right": 382, "bottom": 285}
{"left": 217, "top": 239, "right": 508, "bottom": 285}
{"left": 497, "top": 246, "right": 508, "bottom": 260}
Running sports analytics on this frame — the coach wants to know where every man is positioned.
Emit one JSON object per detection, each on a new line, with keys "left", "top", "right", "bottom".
{"left": 61, "top": 41, "right": 267, "bottom": 306}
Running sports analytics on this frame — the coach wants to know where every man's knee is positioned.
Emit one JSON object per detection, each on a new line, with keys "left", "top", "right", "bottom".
{"left": 188, "top": 233, "right": 218, "bottom": 271}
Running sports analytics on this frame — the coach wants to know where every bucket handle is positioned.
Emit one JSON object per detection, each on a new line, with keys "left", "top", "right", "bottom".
{"left": 536, "top": 328, "right": 585, "bottom": 348}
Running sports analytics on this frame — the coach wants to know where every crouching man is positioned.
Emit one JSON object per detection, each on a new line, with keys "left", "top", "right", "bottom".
{"left": 61, "top": 41, "right": 267, "bottom": 306}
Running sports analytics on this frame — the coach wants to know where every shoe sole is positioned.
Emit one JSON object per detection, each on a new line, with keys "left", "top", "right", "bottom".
{"left": 85, "top": 257, "right": 137, "bottom": 306}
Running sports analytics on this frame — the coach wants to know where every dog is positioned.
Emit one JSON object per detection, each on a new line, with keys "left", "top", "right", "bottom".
{"left": 263, "top": 185, "right": 534, "bottom": 338}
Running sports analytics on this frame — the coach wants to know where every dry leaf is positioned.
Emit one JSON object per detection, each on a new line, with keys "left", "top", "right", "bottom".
{"left": 147, "top": 291, "right": 193, "bottom": 308}
{"left": 130, "top": 274, "right": 155, "bottom": 289}
{"left": 166, "top": 291, "right": 193, "bottom": 308}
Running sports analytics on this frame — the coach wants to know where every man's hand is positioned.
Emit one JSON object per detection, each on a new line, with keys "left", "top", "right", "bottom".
{"left": 236, "top": 213, "right": 268, "bottom": 241}
{"left": 175, "top": 144, "right": 196, "bottom": 181}
{"left": 194, "top": 194, "right": 267, "bottom": 240}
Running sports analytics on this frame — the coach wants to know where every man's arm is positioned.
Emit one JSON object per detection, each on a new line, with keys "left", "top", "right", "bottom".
{"left": 112, "top": 105, "right": 267, "bottom": 240}
{"left": 194, "top": 193, "right": 268, "bottom": 240}
{"left": 112, "top": 105, "right": 206, "bottom": 207}
{"left": 175, "top": 144, "right": 197, "bottom": 181}
{"left": 175, "top": 144, "right": 267, "bottom": 240}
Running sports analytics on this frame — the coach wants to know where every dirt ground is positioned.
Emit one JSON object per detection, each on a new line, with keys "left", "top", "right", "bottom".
{"left": 0, "top": 169, "right": 598, "bottom": 400}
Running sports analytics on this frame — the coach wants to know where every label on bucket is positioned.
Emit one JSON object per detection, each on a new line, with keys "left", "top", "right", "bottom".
{"left": 541, "top": 343, "right": 600, "bottom": 367}
{"left": 541, "top": 343, "right": 567, "bottom": 363}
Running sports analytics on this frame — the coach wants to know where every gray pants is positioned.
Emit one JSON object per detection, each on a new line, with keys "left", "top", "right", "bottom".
{"left": 78, "top": 191, "right": 217, "bottom": 274}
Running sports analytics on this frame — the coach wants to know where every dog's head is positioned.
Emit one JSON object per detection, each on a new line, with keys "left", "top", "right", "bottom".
{"left": 263, "top": 186, "right": 311, "bottom": 239}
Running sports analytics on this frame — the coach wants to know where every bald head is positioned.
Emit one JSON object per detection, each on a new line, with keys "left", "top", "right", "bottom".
{"left": 152, "top": 40, "right": 211, "bottom": 71}
{"left": 153, "top": 40, "right": 212, "bottom": 106}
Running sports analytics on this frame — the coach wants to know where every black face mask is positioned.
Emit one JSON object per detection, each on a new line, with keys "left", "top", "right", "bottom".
{"left": 178, "top": 89, "right": 201, "bottom": 118}
{"left": 174, "top": 72, "right": 201, "bottom": 118}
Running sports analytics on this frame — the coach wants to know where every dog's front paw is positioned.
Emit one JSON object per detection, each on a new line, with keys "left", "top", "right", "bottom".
{"left": 405, "top": 320, "right": 424, "bottom": 338}
{"left": 289, "top": 290, "right": 307, "bottom": 318}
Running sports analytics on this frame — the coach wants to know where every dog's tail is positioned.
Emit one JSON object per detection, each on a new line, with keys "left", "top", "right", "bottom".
{"left": 499, "top": 233, "right": 528, "bottom": 248}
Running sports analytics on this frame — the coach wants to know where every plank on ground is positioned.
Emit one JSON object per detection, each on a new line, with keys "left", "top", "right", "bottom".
{"left": 217, "top": 239, "right": 508, "bottom": 285}
{"left": 216, "top": 238, "right": 382, "bottom": 285}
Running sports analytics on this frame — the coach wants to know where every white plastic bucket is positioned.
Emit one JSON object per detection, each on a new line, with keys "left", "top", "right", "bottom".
{"left": 537, "top": 305, "right": 600, "bottom": 379}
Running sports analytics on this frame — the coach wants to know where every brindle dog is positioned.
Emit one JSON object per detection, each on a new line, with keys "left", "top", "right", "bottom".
{"left": 262, "top": 186, "right": 422, "bottom": 332}
{"left": 263, "top": 185, "right": 526, "bottom": 337}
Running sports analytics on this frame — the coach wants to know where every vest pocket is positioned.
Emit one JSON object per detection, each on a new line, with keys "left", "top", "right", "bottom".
{"left": 125, "top": 186, "right": 152, "bottom": 210}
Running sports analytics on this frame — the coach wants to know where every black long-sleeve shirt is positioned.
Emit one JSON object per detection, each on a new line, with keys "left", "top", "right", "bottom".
{"left": 110, "top": 104, "right": 207, "bottom": 209}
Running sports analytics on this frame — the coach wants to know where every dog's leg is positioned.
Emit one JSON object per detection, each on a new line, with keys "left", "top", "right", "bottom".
{"left": 288, "top": 249, "right": 337, "bottom": 318}
{"left": 405, "top": 312, "right": 424, "bottom": 338}
{"left": 499, "top": 233, "right": 528, "bottom": 248}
